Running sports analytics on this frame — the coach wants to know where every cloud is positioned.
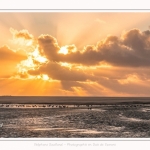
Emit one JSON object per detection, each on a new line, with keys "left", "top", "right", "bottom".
{"left": 10, "top": 28, "right": 33, "bottom": 40}
{"left": 4, "top": 27, "right": 150, "bottom": 96}
{"left": 26, "top": 28, "right": 150, "bottom": 95}
{"left": 37, "top": 28, "right": 150, "bottom": 67}
{"left": 0, "top": 46, "right": 27, "bottom": 77}
{"left": 0, "top": 45, "right": 26, "bottom": 62}
{"left": 61, "top": 81, "right": 81, "bottom": 91}
{"left": 10, "top": 28, "right": 36, "bottom": 48}
{"left": 97, "top": 75, "right": 150, "bottom": 96}
{"left": 28, "top": 61, "right": 89, "bottom": 81}
{"left": 38, "top": 34, "right": 60, "bottom": 61}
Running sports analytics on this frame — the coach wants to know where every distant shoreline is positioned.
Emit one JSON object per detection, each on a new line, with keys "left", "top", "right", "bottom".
{"left": 0, "top": 96, "right": 150, "bottom": 105}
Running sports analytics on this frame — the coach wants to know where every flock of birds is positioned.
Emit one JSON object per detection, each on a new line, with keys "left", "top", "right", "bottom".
{"left": 0, "top": 103, "right": 145, "bottom": 110}
{"left": 0, "top": 104, "right": 94, "bottom": 109}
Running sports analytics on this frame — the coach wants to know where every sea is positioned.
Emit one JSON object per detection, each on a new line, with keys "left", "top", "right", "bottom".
{"left": 0, "top": 96, "right": 150, "bottom": 138}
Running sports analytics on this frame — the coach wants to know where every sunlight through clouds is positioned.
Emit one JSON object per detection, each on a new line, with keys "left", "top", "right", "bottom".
{"left": 1, "top": 13, "right": 150, "bottom": 96}
{"left": 58, "top": 46, "right": 68, "bottom": 55}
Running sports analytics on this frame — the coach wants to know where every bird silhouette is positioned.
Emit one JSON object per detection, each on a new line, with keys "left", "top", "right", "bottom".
{"left": 0, "top": 123, "right": 3, "bottom": 127}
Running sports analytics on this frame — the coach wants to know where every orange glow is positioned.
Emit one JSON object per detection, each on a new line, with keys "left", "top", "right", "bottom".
{"left": 1, "top": 13, "right": 150, "bottom": 96}
{"left": 71, "top": 87, "right": 88, "bottom": 96}
{"left": 118, "top": 74, "right": 141, "bottom": 84}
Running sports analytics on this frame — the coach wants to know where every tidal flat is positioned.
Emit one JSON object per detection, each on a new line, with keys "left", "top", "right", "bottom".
{"left": 0, "top": 103, "right": 150, "bottom": 138}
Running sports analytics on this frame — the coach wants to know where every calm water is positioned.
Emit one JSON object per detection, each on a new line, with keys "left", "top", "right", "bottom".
{"left": 1, "top": 104, "right": 150, "bottom": 137}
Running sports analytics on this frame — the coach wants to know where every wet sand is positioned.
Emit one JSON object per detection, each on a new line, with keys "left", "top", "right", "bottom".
{"left": 0, "top": 104, "right": 150, "bottom": 138}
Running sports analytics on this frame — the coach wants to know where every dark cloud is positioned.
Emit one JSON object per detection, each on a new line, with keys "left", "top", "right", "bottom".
{"left": 28, "top": 62, "right": 89, "bottom": 81}
{"left": 38, "top": 35, "right": 60, "bottom": 61}
{"left": 97, "top": 76, "right": 150, "bottom": 96}
{"left": 123, "top": 29, "right": 147, "bottom": 52}
{"left": 61, "top": 81, "right": 81, "bottom": 91}
{"left": 60, "top": 80, "right": 105, "bottom": 96}
{"left": 37, "top": 29, "right": 150, "bottom": 67}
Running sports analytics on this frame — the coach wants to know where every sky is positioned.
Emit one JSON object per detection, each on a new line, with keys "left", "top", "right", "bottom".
{"left": 1, "top": 12, "right": 150, "bottom": 96}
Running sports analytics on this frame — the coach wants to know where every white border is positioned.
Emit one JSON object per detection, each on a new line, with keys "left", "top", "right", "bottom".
{"left": 0, "top": 138, "right": 150, "bottom": 141}
{"left": 0, "top": 138, "right": 150, "bottom": 150}
{"left": 0, "top": 9, "right": 150, "bottom": 12}
{"left": 0, "top": 0, "right": 150, "bottom": 9}
{"left": 0, "top": 6, "right": 150, "bottom": 146}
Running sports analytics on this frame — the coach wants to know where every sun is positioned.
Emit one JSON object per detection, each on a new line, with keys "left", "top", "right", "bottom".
{"left": 42, "top": 74, "right": 49, "bottom": 81}
{"left": 32, "top": 48, "right": 48, "bottom": 63}
{"left": 58, "top": 46, "right": 68, "bottom": 55}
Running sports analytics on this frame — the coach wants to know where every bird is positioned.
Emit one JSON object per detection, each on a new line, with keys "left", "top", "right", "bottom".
{"left": 0, "top": 123, "right": 3, "bottom": 127}
{"left": 119, "top": 113, "right": 123, "bottom": 117}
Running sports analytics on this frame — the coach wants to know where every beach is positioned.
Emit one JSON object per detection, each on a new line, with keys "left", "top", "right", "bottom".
{"left": 0, "top": 98, "right": 150, "bottom": 138}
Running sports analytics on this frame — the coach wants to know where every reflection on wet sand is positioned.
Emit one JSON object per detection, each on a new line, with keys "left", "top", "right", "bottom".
{"left": 0, "top": 104, "right": 150, "bottom": 137}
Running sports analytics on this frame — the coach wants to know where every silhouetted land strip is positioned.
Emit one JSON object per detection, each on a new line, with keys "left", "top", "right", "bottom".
{"left": 0, "top": 96, "right": 150, "bottom": 105}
